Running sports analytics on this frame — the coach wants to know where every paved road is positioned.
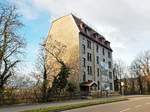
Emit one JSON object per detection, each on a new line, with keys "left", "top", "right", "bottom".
{"left": 64, "top": 96, "right": 150, "bottom": 112}
{"left": 0, "top": 96, "right": 149, "bottom": 112}
{"left": 0, "top": 97, "right": 124, "bottom": 112}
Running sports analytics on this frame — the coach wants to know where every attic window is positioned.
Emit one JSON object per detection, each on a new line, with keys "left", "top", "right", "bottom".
{"left": 93, "top": 33, "right": 98, "bottom": 38}
{"left": 105, "top": 41, "right": 107, "bottom": 46}
{"left": 84, "top": 27, "right": 88, "bottom": 33}
{"left": 80, "top": 23, "right": 84, "bottom": 30}
{"left": 98, "top": 37, "right": 102, "bottom": 42}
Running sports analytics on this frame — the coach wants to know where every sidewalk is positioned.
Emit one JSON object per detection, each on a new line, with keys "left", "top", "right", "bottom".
{"left": 0, "top": 95, "right": 140, "bottom": 112}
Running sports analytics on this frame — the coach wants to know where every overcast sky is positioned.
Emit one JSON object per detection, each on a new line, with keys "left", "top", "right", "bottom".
{"left": 5, "top": 0, "right": 150, "bottom": 73}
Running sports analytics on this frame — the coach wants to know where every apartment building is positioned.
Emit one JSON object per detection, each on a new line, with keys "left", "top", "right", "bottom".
{"left": 46, "top": 14, "right": 114, "bottom": 92}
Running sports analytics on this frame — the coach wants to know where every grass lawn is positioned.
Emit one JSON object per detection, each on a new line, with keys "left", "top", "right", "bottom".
{"left": 21, "top": 97, "right": 128, "bottom": 112}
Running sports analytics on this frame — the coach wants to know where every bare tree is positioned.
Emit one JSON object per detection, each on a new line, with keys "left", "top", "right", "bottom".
{"left": 113, "top": 59, "right": 126, "bottom": 93}
{"left": 44, "top": 37, "right": 67, "bottom": 82}
{"left": 134, "top": 51, "right": 150, "bottom": 93}
{"left": 130, "top": 59, "right": 144, "bottom": 94}
{"left": 44, "top": 37, "right": 70, "bottom": 97}
{"left": 8, "top": 74, "right": 34, "bottom": 88}
{"left": 34, "top": 44, "right": 49, "bottom": 102}
{"left": 0, "top": 3, "right": 25, "bottom": 103}
{"left": 33, "top": 37, "right": 69, "bottom": 101}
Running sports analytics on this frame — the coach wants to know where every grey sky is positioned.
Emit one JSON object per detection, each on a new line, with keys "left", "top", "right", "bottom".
{"left": 11, "top": 0, "right": 150, "bottom": 66}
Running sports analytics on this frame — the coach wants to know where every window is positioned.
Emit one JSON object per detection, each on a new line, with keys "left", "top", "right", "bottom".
{"left": 96, "top": 44, "right": 99, "bottom": 53}
{"left": 96, "top": 56, "right": 99, "bottom": 64}
{"left": 110, "top": 83, "right": 113, "bottom": 90}
{"left": 82, "top": 44, "right": 86, "bottom": 54}
{"left": 98, "top": 81, "right": 100, "bottom": 90}
{"left": 103, "top": 58, "right": 105, "bottom": 62}
{"left": 97, "top": 68, "right": 99, "bottom": 77}
{"left": 82, "top": 37, "right": 85, "bottom": 40}
{"left": 87, "top": 40, "right": 91, "bottom": 49}
{"left": 90, "top": 66, "right": 92, "bottom": 75}
{"left": 87, "top": 66, "right": 92, "bottom": 75}
{"left": 108, "top": 51, "right": 111, "bottom": 58}
{"left": 108, "top": 61, "right": 112, "bottom": 69}
{"left": 109, "top": 72, "right": 112, "bottom": 79}
{"left": 83, "top": 71, "right": 86, "bottom": 81}
{"left": 102, "top": 48, "right": 105, "bottom": 56}
{"left": 83, "top": 58, "right": 86, "bottom": 67}
{"left": 94, "top": 33, "right": 98, "bottom": 38}
{"left": 87, "top": 52, "right": 92, "bottom": 61}
{"left": 87, "top": 66, "right": 90, "bottom": 75}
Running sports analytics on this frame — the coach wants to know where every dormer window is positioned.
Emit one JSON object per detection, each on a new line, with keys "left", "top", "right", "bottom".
{"left": 93, "top": 33, "right": 98, "bottom": 38}
{"left": 98, "top": 37, "right": 102, "bottom": 42}
{"left": 105, "top": 41, "right": 110, "bottom": 47}
{"left": 84, "top": 27, "right": 88, "bottom": 33}
{"left": 105, "top": 41, "right": 107, "bottom": 46}
{"left": 101, "top": 37, "right": 105, "bottom": 44}
{"left": 84, "top": 26, "right": 91, "bottom": 35}
{"left": 80, "top": 23, "right": 84, "bottom": 29}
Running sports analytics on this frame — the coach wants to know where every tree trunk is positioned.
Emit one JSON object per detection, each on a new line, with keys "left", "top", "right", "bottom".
{"left": 147, "top": 81, "right": 150, "bottom": 94}
{"left": 138, "top": 76, "right": 143, "bottom": 94}
{"left": 131, "top": 81, "right": 135, "bottom": 94}
{"left": 119, "top": 81, "right": 122, "bottom": 94}
{"left": 114, "top": 79, "right": 119, "bottom": 91}
{"left": 42, "top": 66, "right": 47, "bottom": 102}
{"left": 0, "top": 86, "right": 4, "bottom": 105}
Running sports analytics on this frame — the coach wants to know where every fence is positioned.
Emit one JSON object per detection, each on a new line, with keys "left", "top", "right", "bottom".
{"left": 0, "top": 89, "right": 120, "bottom": 105}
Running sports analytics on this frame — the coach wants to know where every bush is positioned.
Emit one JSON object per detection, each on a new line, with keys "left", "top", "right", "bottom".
{"left": 66, "top": 81, "right": 77, "bottom": 94}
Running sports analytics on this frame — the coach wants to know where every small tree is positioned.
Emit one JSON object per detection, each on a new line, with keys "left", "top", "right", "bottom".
{"left": 44, "top": 37, "right": 70, "bottom": 97}
{"left": 138, "top": 51, "right": 150, "bottom": 93}
{"left": 66, "top": 81, "right": 77, "bottom": 97}
{"left": 34, "top": 43, "right": 49, "bottom": 102}
{"left": 49, "top": 61, "right": 70, "bottom": 96}
{"left": 131, "top": 51, "right": 150, "bottom": 94}
{"left": 130, "top": 60, "right": 143, "bottom": 94}
{"left": 113, "top": 60, "right": 126, "bottom": 93}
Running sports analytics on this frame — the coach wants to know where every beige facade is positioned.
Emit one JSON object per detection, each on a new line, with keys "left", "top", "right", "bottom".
{"left": 46, "top": 14, "right": 114, "bottom": 91}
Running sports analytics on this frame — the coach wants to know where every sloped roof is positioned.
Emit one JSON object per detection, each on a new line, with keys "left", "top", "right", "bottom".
{"left": 80, "top": 80, "right": 97, "bottom": 87}
{"left": 72, "top": 14, "right": 112, "bottom": 51}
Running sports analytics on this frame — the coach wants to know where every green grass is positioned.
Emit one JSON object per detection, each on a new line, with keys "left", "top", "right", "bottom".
{"left": 22, "top": 97, "right": 128, "bottom": 112}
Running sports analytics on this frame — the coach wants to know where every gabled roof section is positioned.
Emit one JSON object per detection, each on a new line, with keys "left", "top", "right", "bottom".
{"left": 80, "top": 80, "right": 97, "bottom": 87}
{"left": 71, "top": 14, "right": 112, "bottom": 51}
